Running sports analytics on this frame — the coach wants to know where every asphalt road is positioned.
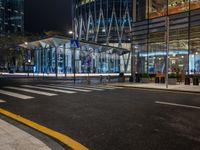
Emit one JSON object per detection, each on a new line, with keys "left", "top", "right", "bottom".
{"left": 0, "top": 78, "right": 200, "bottom": 150}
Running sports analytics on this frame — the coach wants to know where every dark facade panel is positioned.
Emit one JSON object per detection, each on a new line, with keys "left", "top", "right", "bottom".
{"left": 0, "top": 0, "right": 24, "bottom": 35}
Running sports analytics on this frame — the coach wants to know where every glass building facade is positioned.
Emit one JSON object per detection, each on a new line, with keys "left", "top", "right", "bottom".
{"left": 0, "top": 0, "right": 24, "bottom": 35}
{"left": 74, "top": 0, "right": 133, "bottom": 72}
{"left": 74, "top": 0, "right": 133, "bottom": 49}
{"left": 132, "top": 0, "right": 200, "bottom": 75}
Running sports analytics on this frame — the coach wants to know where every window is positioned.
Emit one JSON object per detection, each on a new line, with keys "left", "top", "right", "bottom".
{"left": 168, "top": 0, "right": 189, "bottom": 15}
{"left": 190, "top": 0, "right": 200, "bottom": 10}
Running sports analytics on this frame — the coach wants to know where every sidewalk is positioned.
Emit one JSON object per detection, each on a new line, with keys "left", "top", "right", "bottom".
{"left": 111, "top": 82, "right": 200, "bottom": 93}
{"left": 0, "top": 119, "right": 51, "bottom": 150}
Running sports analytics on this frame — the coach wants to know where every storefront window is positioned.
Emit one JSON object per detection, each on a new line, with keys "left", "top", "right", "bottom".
{"left": 136, "top": 44, "right": 148, "bottom": 73}
{"left": 149, "top": 0, "right": 167, "bottom": 19}
{"left": 148, "top": 42, "right": 166, "bottom": 74}
{"left": 168, "top": 0, "right": 189, "bottom": 15}
{"left": 190, "top": 0, "right": 200, "bottom": 10}
{"left": 190, "top": 40, "right": 200, "bottom": 74}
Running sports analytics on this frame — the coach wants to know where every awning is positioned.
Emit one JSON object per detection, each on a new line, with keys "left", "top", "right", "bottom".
{"left": 20, "top": 36, "right": 130, "bottom": 55}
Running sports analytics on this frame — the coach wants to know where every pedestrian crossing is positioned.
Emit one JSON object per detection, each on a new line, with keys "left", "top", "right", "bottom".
{"left": 0, "top": 99, "right": 6, "bottom": 103}
{"left": 4, "top": 86, "right": 57, "bottom": 96}
{"left": 0, "top": 89, "right": 34, "bottom": 100}
{"left": 52, "top": 85, "right": 104, "bottom": 91}
{"left": 38, "top": 85, "right": 91, "bottom": 92}
{"left": 21, "top": 85, "right": 76, "bottom": 94}
{"left": 0, "top": 84, "right": 123, "bottom": 101}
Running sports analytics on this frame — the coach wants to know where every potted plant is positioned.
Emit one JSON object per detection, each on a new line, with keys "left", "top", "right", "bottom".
{"left": 168, "top": 72, "right": 177, "bottom": 85}
{"left": 142, "top": 73, "right": 150, "bottom": 83}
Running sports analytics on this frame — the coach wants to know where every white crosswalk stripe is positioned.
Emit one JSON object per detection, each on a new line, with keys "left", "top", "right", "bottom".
{"left": 0, "top": 99, "right": 6, "bottom": 103}
{"left": 57, "top": 85, "right": 120, "bottom": 90}
{"left": 87, "top": 86, "right": 116, "bottom": 90}
{"left": 0, "top": 90, "right": 34, "bottom": 100}
{"left": 38, "top": 85, "right": 91, "bottom": 92}
{"left": 4, "top": 86, "right": 57, "bottom": 96}
{"left": 21, "top": 85, "right": 76, "bottom": 94}
{"left": 53, "top": 85, "right": 104, "bottom": 91}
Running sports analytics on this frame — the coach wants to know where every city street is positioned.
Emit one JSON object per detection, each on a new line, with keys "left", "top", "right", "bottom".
{"left": 0, "top": 78, "right": 200, "bottom": 150}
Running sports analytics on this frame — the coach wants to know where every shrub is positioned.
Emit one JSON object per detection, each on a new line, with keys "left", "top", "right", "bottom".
{"left": 168, "top": 72, "right": 177, "bottom": 78}
{"left": 142, "top": 73, "right": 150, "bottom": 78}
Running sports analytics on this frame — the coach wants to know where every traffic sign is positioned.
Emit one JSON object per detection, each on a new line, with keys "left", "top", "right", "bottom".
{"left": 70, "top": 39, "right": 79, "bottom": 48}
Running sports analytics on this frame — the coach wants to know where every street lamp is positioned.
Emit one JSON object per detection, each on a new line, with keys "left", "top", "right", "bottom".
{"left": 27, "top": 59, "right": 31, "bottom": 77}
{"left": 68, "top": 31, "right": 73, "bottom": 35}
{"left": 68, "top": 30, "right": 76, "bottom": 84}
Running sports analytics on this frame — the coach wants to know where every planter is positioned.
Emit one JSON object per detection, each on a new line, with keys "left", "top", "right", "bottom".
{"left": 168, "top": 78, "right": 177, "bottom": 85}
{"left": 118, "top": 73, "right": 125, "bottom": 82}
{"left": 160, "top": 77, "right": 165, "bottom": 84}
{"left": 142, "top": 78, "right": 149, "bottom": 83}
{"left": 193, "top": 77, "right": 199, "bottom": 86}
{"left": 118, "top": 77, "right": 125, "bottom": 82}
{"left": 129, "top": 76, "right": 134, "bottom": 82}
{"left": 155, "top": 77, "right": 160, "bottom": 83}
{"left": 135, "top": 75, "right": 141, "bottom": 83}
{"left": 185, "top": 77, "right": 190, "bottom": 85}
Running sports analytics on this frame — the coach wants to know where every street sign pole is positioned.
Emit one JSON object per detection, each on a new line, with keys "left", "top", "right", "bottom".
{"left": 73, "top": 46, "right": 76, "bottom": 84}
{"left": 166, "top": 16, "right": 169, "bottom": 89}
{"left": 70, "top": 36, "right": 79, "bottom": 84}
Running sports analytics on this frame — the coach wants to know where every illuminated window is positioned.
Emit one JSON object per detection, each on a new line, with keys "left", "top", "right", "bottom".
{"left": 168, "top": 0, "right": 189, "bottom": 15}
{"left": 190, "top": 0, "right": 200, "bottom": 10}
{"left": 149, "top": 0, "right": 167, "bottom": 19}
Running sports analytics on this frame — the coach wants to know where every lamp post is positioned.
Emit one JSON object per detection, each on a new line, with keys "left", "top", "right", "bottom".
{"left": 69, "top": 31, "right": 76, "bottom": 84}
{"left": 165, "top": 16, "right": 170, "bottom": 88}
{"left": 27, "top": 59, "right": 31, "bottom": 77}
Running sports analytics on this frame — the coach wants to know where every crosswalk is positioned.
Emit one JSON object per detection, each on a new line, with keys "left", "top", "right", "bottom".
{"left": 0, "top": 99, "right": 6, "bottom": 103}
{"left": 0, "top": 84, "right": 122, "bottom": 101}
{"left": 0, "top": 89, "right": 34, "bottom": 100}
{"left": 4, "top": 86, "right": 57, "bottom": 96}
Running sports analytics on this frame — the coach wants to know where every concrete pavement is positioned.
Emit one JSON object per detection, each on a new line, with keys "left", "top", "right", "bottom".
{"left": 0, "top": 119, "right": 51, "bottom": 150}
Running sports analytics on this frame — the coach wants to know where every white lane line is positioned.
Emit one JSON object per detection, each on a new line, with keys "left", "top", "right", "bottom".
{"left": 38, "top": 85, "right": 91, "bottom": 92}
{"left": 21, "top": 85, "right": 76, "bottom": 94}
{"left": 155, "top": 101, "right": 200, "bottom": 110}
{"left": 0, "top": 99, "right": 6, "bottom": 103}
{"left": 52, "top": 85, "right": 104, "bottom": 91}
{"left": 0, "top": 90, "right": 34, "bottom": 100}
{"left": 4, "top": 86, "right": 57, "bottom": 96}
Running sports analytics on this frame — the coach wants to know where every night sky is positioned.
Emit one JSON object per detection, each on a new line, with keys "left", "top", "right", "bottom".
{"left": 24, "top": 0, "right": 72, "bottom": 34}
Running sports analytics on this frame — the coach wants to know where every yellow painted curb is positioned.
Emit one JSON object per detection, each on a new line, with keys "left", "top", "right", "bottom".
{"left": 0, "top": 108, "right": 89, "bottom": 150}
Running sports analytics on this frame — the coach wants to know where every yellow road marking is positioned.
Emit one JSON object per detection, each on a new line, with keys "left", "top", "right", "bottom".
{"left": 0, "top": 108, "right": 89, "bottom": 150}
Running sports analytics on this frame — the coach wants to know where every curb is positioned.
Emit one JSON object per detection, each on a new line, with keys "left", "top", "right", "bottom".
{"left": 114, "top": 85, "right": 200, "bottom": 94}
